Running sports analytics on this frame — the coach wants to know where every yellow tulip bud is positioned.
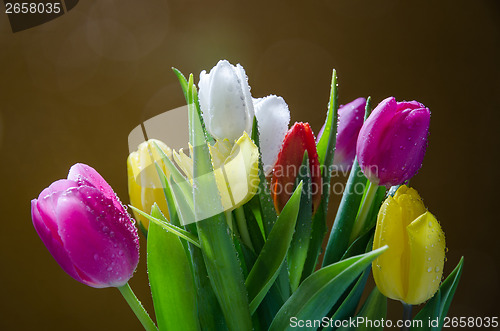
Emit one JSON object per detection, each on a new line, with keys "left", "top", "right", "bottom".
{"left": 372, "top": 185, "right": 445, "bottom": 305}
{"left": 127, "top": 139, "right": 172, "bottom": 230}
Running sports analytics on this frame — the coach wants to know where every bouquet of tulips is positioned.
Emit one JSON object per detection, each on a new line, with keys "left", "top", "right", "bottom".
{"left": 32, "top": 60, "right": 463, "bottom": 331}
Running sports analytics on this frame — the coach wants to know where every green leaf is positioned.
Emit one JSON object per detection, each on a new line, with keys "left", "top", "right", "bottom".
{"left": 246, "top": 182, "right": 303, "bottom": 314}
{"left": 316, "top": 69, "right": 338, "bottom": 168}
{"left": 300, "top": 198, "right": 327, "bottom": 281}
{"left": 341, "top": 228, "right": 375, "bottom": 261}
{"left": 300, "top": 72, "right": 340, "bottom": 278}
{"left": 321, "top": 235, "right": 375, "bottom": 331}
{"left": 288, "top": 151, "right": 313, "bottom": 292}
{"left": 243, "top": 200, "right": 265, "bottom": 254}
{"left": 153, "top": 163, "right": 179, "bottom": 226}
{"left": 172, "top": 67, "right": 189, "bottom": 100}
{"left": 438, "top": 257, "right": 464, "bottom": 326}
{"left": 150, "top": 141, "right": 195, "bottom": 225}
{"left": 196, "top": 213, "right": 253, "bottom": 331}
{"left": 269, "top": 246, "right": 388, "bottom": 331}
{"left": 173, "top": 68, "right": 214, "bottom": 144}
{"left": 150, "top": 122, "right": 224, "bottom": 330}
{"left": 147, "top": 206, "right": 200, "bottom": 331}
{"left": 358, "top": 185, "right": 386, "bottom": 236}
{"left": 317, "top": 69, "right": 339, "bottom": 212}
{"left": 324, "top": 268, "right": 371, "bottom": 330}
{"left": 322, "top": 160, "right": 367, "bottom": 266}
{"left": 251, "top": 116, "right": 278, "bottom": 237}
{"left": 337, "top": 287, "right": 387, "bottom": 331}
{"left": 413, "top": 257, "right": 464, "bottom": 331}
{"left": 189, "top": 241, "right": 228, "bottom": 331}
{"left": 186, "top": 74, "right": 253, "bottom": 330}
{"left": 412, "top": 291, "right": 441, "bottom": 331}
{"left": 129, "top": 205, "right": 200, "bottom": 247}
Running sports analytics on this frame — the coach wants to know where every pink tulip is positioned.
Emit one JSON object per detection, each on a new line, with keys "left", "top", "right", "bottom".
{"left": 356, "top": 97, "right": 430, "bottom": 187}
{"left": 317, "top": 97, "right": 366, "bottom": 171}
{"left": 32, "top": 163, "right": 140, "bottom": 288}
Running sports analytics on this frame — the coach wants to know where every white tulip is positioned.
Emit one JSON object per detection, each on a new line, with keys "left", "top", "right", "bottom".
{"left": 198, "top": 60, "right": 254, "bottom": 142}
{"left": 253, "top": 95, "right": 290, "bottom": 173}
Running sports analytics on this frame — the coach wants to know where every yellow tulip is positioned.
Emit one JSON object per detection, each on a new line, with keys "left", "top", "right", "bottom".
{"left": 127, "top": 139, "right": 172, "bottom": 230}
{"left": 372, "top": 185, "right": 445, "bottom": 305}
{"left": 209, "top": 132, "right": 260, "bottom": 211}
{"left": 174, "top": 131, "right": 259, "bottom": 214}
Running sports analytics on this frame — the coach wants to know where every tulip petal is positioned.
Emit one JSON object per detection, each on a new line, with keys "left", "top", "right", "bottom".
{"left": 56, "top": 186, "right": 139, "bottom": 288}
{"left": 253, "top": 95, "right": 290, "bottom": 173}
{"left": 209, "top": 139, "right": 233, "bottom": 169}
{"left": 375, "top": 107, "right": 430, "bottom": 186}
{"left": 38, "top": 179, "right": 77, "bottom": 200}
{"left": 397, "top": 101, "right": 424, "bottom": 111}
{"left": 128, "top": 140, "right": 172, "bottom": 229}
{"left": 68, "top": 163, "right": 124, "bottom": 212}
{"left": 235, "top": 64, "right": 255, "bottom": 134}
{"left": 332, "top": 97, "right": 365, "bottom": 170}
{"left": 173, "top": 148, "right": 194, "bottom": 182}
{"left": 36, "top": 179, "right": 78, "bottom": 238}
{"left": 199, "top": 60, "right": 254, "bottom": 141}
{"left": 222, "top": 132, "right": 260, "bottom": 209}
{"left": 206, "top": 132, "right": 260, "bottom": 211}
{"left": 32, "top": 198, "right": 83, "bottom": 284}
{"left": 271, "top": 122, "right": 322, "bottom": 213}
{"left": 392, "top": 186, "right": 427, "bottom": 298}
{"left": 357, "top": 97, "right": 397, "bottom": 183}
{"left": 393, "top": 186, "right": 427, "bottom": 227}
{"left": 372, "top": 196, "right": 406, "bottom": 301}
{"left": 406, "top": 212, "right": 445, "bottom": 305}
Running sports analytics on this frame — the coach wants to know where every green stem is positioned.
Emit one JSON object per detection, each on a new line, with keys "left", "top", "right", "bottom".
{"left": 349, "top": 180, "right": 378, "bottom": 243}
{"left": 402, "top": 302, "right": 413, "bottom": 331}
{"left": 117, "top": 283, "right": 158, "bottom": 331}
{"left": 235, "top": 206, "right": 254, "bottom": 252}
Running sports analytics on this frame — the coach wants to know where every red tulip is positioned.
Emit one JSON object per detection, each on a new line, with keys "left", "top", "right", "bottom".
{"left": 271, "top": 122, "right": 322, "bottom": 213}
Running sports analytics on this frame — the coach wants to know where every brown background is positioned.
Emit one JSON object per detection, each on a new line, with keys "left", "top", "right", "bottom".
{"left": 1, "top": 0, "right": 499, "bottom": 329}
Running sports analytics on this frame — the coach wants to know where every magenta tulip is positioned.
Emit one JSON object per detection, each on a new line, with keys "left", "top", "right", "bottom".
{"left": 317, "top": 98, "right": 366, "bottom": 171}
{"left": 31, "top": 163, "right": 140, "bottom": 288}
{"left": 356, "top": 97, "right": 430, "bottom": 187}
{"left": 335, "top": 98, "right": 367, "bottom": 170}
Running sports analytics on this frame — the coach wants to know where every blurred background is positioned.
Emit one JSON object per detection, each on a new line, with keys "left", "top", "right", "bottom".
{"left": 1, "top": 0, "right": 499, "bottom": 329}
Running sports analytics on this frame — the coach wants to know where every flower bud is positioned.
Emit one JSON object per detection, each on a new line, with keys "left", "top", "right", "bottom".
{"left": 356, "top": 97, "right": 430, "bottom": 186}
{"left": 253, "top": 95, "right": 290, "bottom": 174}
{"left": 317, "top": 97, "right": 366, "bottom": 171}
{"left": 209, "top": 132, "right": 260, "bottom": 211}
{"left": 127, "top": 139, "right": 172, "bottom": 230}
{"left": 31, "top": 163, "right": 140, "bottom": 288}
{"left": 372, "top": 185, "right": 445, "bottom": 305}
{"left": 199, "top": 60, "right": 254, "bottom": 141}
{"left": 271, "top": 122, "right": 322, "bottom": 213}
